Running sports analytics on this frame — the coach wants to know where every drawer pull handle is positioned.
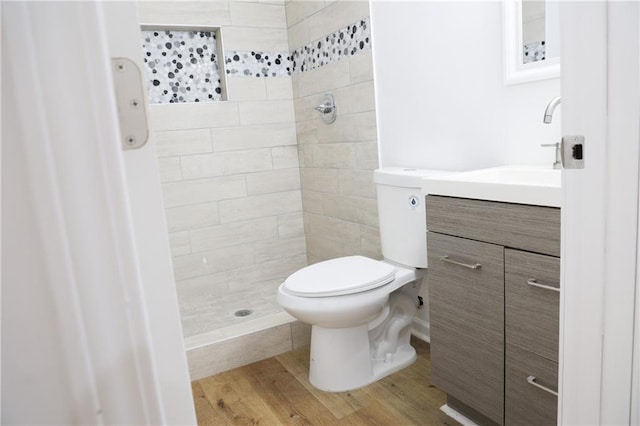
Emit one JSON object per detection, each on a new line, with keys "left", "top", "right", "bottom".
{"left": 526, "top": 278, "right": 560, "bottom": 292}
{"left": 440, "top": 255, "right": 482, "bottom": 270}
{"left": 527, "top": 375, "right": 558, "bottom": 397}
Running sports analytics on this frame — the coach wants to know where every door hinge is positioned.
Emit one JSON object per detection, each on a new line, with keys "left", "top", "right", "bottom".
{"left": 111, "top": 58, "right": 149, "bottom": 150}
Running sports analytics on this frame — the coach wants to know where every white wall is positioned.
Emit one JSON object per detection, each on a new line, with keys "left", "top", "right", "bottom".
{"left": 371, "top": 1, "right": 562, "bottom": 171}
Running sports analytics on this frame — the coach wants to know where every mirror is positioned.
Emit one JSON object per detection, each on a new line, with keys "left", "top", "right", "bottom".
{"left": 503, "top": 0, "right": 560, "bottom": 85}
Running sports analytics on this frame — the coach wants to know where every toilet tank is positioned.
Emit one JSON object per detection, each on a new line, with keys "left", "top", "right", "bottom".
{"left": 373, "top": 167, "right": 452, "bottom": 268}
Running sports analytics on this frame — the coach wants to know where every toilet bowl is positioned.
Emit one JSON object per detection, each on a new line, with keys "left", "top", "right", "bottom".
{"left": 277, "top": 256, "right": 425, "bottom": 391}
{"left": 277, "top": 167, "right": 451, "bottom": 392}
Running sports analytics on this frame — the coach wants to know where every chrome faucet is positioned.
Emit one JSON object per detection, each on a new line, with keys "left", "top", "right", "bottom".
{"left": 543, "top": 96, "right": 561, "bottom": 124}
{"left": 541, "top": 142, "right": 563, "bottom": 169}
{"left": 541, "top": 96, "right": 563, "bottom": 168}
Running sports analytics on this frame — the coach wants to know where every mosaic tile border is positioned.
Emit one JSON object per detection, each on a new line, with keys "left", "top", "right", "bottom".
{"left": 142, "top": 29, "right": 223, "bottom": 104}
{"left": 224, "top": 51, "right": 292, "bottom": 77}
{"left": 141, "top": 18, "right": 372, "bottom": 103}
{"left": 291, "top": 18, "right": 371, "bottom": 74}
{"left": 523, "top": 40, "right": 546, "bottom": 64}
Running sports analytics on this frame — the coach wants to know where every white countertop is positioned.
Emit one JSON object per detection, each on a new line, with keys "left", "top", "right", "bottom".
{"left": 421, "top": 165, "right": 562, "bottom": 207}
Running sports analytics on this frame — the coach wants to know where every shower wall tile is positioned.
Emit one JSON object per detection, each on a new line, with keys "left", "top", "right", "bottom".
{"left": 211, "top": 123, "right": 297, "bottom": 151}
{"left": 157, "top": 157, "right": 182, "bottom": 183}
{"left": 277, "top": 213, "right": 305, "bottom": 239}
{"left": 223, "top": 27, "right": 289, "bottom": 51}
{"left": 254, "top": 237, "right": 306, "bottom": 263}
{"left": 322, "top": 193, "right": 378, "bottom": 227}
{"left": 295, "top": 58, "right": 350, "bottom": 97}
{"left": 287, "top": 19, "right": 310, "bottom": 52}
{"left": 165, "top": 202, "right": 220, "bottom": 233}
{"left": 218, "top": 190, "right": 302, "bottom": 224}
{"left": 292, "top": 97, "right": 320, "bottom": 124}
{"left": 349, "top": 50, "right": 374, "bottom": 84}
{"left": 177, "top": 273, "right": 229, "bottom": 305}
{"left": 180, "top": 148, "right": 273, "bottom": 179}
{"left": 226, "top": 76, "right": 267, "bottom": 101}
{"left": 238, "top": 100, "right": 295, "bottom": 125}
{"left": 172, "top": 244, "right": 255, "bottom": 281}
{"left": 226, "top": 253, "right": 307, "bottom": 291}
{"left": 189, "top": 217, "right": 278, "bottom": 253}
{"left": 307, "top": 214, "right": 361, "bottom": 247}
{"left": 360, "top": 224, "right": 382, "bottom": 258}
{"left": 300, "top": 168, "right": 338, "bottom": 194}
{"left": 136, "top": 1, "right": 231, "bottom": 26}
{"left": 229, "top": 1, "right": 287, "bottom": 28}
{"left": 289, "top": 0, "right": 381, "bottom": 264}
{"left": 271, "top": 145, "right": 299, "bottom": 169}
{"left": 161, "top": 175, "right": 247, "bottom": 208}
{"left": 304, "top": 231, "right": 344, "bottom": 263}
{"left": 297, "top": 145, "right": 311, "bottom": 168}
{"left": 265, "top": 77, "right": 294, "bottom": 100}
{"left": 149, "top": 102, "right": 240, "bottom": 131}
{"left": 169, "top": 231, "right": 191, "bottom": 257}
{"left": 316, "top": 111, "right": 377, "bottom": 143}
{"left": 307, "top": 143, "right": 356, "bottom": 169}
{"left": 355, "top": 141, "right": 379, "bottom": 170}
{"left": 246, "top": 168, "right": 301, "bottom": 195}
{"left": 301, "top": 190, "right": 324, "bottom": 215}
{"left": 285, "top": 1, "right": 324, "bottom": 28}
{"left": 338, "top": 169, "right": 376, "bottom": 198}
{"left": 142, "top": 1, "right": 307, "bottom": 370}
{"left": 332, "top": 81, "right": 376, "bottom": 115}
{"left": 306, "top": 0, "right": 369, "bottom": 42}
{"left": 154, "top": 128, "right": 212, "bottom": 157}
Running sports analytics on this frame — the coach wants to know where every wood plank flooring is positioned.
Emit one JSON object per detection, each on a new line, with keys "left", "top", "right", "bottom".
{"left": 192, "top": 337, "right": 460, "bottom": 425}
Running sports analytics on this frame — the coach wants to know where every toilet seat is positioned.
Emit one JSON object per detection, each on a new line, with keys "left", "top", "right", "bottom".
{"left": 283, "top": 256, "right": 396, "bottom": 298}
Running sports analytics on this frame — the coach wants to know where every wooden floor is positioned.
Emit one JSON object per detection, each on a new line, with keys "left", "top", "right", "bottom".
{"left": 192, "top": 337, "right": 460, "bottom": 425}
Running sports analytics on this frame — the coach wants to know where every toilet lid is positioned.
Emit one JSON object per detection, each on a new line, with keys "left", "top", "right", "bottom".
{"left": 283, "top": 256, "right": 396, "bottom": 297}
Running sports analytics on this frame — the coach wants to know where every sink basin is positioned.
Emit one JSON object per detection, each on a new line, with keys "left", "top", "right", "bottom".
{"left": 421, "top": 166, "right": 561, "bottom": 207}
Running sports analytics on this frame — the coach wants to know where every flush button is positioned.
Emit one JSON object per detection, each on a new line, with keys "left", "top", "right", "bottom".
{"left": 408, "top": 195, "right": 419, "bottom": 209}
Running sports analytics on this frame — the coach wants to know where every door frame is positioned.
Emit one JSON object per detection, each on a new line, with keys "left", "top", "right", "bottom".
{"left": 559, "top": 1, "right": 639, "bottom": 424}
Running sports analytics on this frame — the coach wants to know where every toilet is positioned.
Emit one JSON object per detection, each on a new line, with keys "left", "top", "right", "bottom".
{"left": 277, "top": 167, "right": 448, "bottom": 392}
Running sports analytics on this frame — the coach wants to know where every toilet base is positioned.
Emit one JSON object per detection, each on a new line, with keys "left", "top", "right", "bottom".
{"left": 308, "top": 324, "right": 417, "bottom": 392}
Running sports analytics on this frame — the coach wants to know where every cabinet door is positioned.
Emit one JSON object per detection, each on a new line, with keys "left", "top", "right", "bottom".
{"left": 428, "top": 232, "right": 504, "bottom": 425}
{"left": 505, "top": 344, "right": 558, "bottom": 426}
{"left": 505, "top": 249, "right": 560, "bottom": 362}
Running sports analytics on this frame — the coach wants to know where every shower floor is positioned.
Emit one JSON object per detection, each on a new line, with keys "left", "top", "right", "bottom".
{"left": 181, "top": 283, "right": 290, "bottom": 349}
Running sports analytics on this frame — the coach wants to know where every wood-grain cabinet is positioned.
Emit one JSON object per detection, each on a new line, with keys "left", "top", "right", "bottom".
{"left": 425, "top": 195, "right": 561, "bottom": 426}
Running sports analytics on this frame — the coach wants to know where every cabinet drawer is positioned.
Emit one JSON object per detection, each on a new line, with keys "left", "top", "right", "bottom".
{"left": 505, "top": 344, "right": 558, "bottom": 426}
{"left": 428, "top": 232, "right": 504, "bottom": 425}
{"left": 426, "top": 196, "right": 560, "bottom": 256}
{"left": 505, "top": 249, "right": 560, "bottom": 362}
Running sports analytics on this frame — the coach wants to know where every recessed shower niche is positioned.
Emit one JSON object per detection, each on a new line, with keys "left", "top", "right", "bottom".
{"left": 140, "top": 27, "right": 227, "bottom": 103}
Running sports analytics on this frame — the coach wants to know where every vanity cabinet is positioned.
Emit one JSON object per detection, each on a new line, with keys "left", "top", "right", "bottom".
{"left": 426, "top": 195, "right": 561, "bottom": 426}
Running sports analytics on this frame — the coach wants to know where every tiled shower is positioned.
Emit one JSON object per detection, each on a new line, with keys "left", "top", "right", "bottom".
{"left": 137, "top": 0, "right": 381, "bottom": 379}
